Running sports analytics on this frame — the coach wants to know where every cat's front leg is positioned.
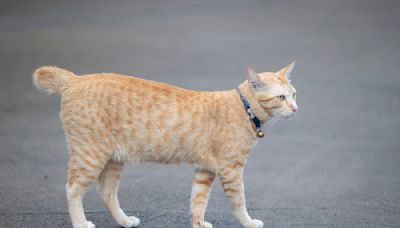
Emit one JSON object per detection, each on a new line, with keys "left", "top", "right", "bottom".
{"left": 191, "top": 168, "right": 216, "bottom": 228}
{"left": 218, "top": 166, "right": 263, "bottom": 228}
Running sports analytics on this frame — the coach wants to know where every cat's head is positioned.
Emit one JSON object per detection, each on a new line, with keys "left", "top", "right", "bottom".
{"left": 246, "top": 62, "right": 298, "bottom": 119}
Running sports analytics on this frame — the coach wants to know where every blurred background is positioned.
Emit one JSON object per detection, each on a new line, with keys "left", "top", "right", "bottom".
{"left": 0, "top": 0, "right": 399, "bottom": 227}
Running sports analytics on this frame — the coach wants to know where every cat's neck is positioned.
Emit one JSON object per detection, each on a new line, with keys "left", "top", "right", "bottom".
{"left": 205, "top": 85, "right": 272, "bottom": 139}
{"left": 237, "top": 82, "right": 271, "bottom": 123}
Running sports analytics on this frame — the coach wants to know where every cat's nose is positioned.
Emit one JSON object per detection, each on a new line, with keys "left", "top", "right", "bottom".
{"left": 291, "top": 107, "right": 298, "bottom": 113}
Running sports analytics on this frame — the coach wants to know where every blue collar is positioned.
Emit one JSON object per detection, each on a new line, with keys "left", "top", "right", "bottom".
{"left": 237, "top": 89, "right": 265, "bottom": 138}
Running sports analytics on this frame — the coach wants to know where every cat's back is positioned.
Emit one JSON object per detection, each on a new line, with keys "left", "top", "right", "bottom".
{"left": 60, "top": 72, "right": 203, "bottom": 111}
{"left": 59, "top": 72, "right": 208, "bottom": 128}
{"left": 67, "top": 72, "right": 194, "bottom": 97}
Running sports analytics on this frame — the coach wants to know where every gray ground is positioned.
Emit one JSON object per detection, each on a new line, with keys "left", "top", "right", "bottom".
{"left": 1, "top": 0, "right": 399, "bottom": 227}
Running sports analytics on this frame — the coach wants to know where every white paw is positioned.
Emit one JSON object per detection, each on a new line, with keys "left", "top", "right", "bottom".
{"left": 73, "top": 221, "right": 95, "bottom": 228}
{"left": 87, "top": 221, "right": 96, "bottom": 228}
{"left": 193, "top": 221, "right": 213, "bottom": 228}
{"left": 244, "top": 219, "right": 263, "bottom": 228}
{"left": 121, "top": 216, "right": 140, "bottom": 227}
{"left": 203, "top": 221, "right": 213, "bottom": 228}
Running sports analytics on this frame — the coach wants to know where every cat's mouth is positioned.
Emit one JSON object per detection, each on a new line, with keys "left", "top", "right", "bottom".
{"left": 276, "top": 110, "right": 297, "bottom": 120}
{"left": 285, "top": 111, "right": 297, "bottom": 119}
{"left": 285, "top": 113, "right": 296, "bottom": 120}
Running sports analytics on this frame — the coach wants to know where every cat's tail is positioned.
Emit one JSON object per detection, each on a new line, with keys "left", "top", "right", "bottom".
{"left": 33, "top": 66, "right": 76, "bottom": 95}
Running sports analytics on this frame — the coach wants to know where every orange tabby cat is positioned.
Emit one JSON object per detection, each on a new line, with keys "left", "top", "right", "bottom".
{"left": 33, "top": 63, "right": 297, "bottom": 228}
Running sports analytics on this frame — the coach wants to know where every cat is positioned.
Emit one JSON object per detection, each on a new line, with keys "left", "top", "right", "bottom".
{"left": 33, "top": 62, "right": 298, "bottom": 228}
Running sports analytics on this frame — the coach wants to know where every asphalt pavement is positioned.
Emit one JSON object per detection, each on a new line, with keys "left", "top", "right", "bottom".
{"left": 0, "top": 0, "right": 399, "bottom": 227}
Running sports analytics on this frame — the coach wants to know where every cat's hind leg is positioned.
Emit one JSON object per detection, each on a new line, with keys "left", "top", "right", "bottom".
{"left": 191, "top": 168, "right": 216, "bottom": 228}
{"left": 97, "top": 160, "right": 140, "bottom": 228}
{"left": 66, "top": 147, "right": 109, "bottom": 228}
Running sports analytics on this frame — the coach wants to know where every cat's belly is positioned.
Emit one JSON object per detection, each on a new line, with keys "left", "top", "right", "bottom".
{"left": 118, "top": 126, "right": 209, "bottom": 165}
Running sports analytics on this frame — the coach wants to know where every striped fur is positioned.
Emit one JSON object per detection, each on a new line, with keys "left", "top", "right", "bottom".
{"left": 33, "top": 63, "right": 297, "bottom": 228}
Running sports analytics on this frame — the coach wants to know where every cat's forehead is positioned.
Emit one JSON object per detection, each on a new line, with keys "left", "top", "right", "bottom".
{"left": 257, "top": 72, "right": 295, "bottom": 96}
{"left": 267, "top": 84, "right": 290, "bottom": 96}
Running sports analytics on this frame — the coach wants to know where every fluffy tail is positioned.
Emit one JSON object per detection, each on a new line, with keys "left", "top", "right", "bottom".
{"left": 33, "top": 66, "right": 76, "bottom": 95}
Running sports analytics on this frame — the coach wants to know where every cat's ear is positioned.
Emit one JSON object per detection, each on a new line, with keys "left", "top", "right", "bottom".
{"left": 278, "top": 61, "right": 296, "bottom": 79}
{"left": 246, "top": 66, "right": 265, "bottom": 91}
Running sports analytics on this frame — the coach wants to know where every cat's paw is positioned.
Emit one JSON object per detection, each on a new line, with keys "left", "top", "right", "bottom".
{"left": 202, "top": 221, "right": 213, "bottom": 228}
{"left": 120, "top": 216, "right": 140, "bottom": 228}
{"left": 244, "top": 219, "right": 264, "bottom": 228}
{"left": 87, "top": 221, "right": 96, "bottom": 228}
{"left": 72, "top": 221, "right": 96, "bottom": 228}
{"left": 193, "top": 221, "right": 213, "bottom": 228}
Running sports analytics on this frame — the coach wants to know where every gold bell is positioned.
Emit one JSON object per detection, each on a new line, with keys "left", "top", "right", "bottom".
{"left": 256, "top": 130, "right": 264, "bottom": 138}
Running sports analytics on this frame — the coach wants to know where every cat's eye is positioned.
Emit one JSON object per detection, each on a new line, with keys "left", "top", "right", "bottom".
{"left": 293, "top": 93, "right": 296, "bottom": 98}
{"left": 277, "top": 95, "right": 286, "bottom": 101}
